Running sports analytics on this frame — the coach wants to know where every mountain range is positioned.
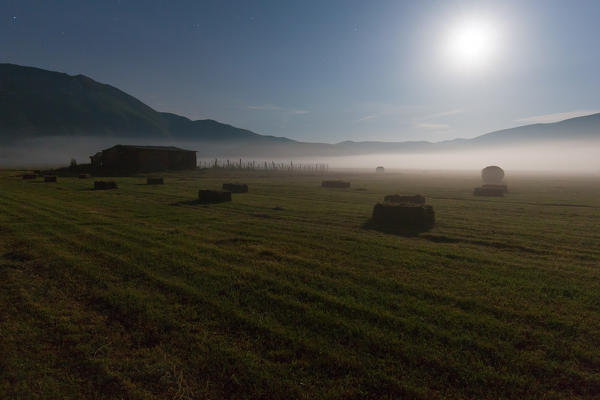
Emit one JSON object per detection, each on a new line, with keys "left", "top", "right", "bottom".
{"left": 1, "top": 63, "right": 599, "bottom": 157}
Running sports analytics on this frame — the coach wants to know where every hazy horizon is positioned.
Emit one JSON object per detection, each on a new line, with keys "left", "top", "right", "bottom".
{"left": 3, "top": 135, "right": 599, "bottom": 174}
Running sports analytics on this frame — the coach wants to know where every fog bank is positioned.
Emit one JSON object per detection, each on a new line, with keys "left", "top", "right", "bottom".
{"left": 1, "top": 136, "right": 599, "bottom": 174}
{"left": 325, "top": 142, "right": 600, "bottom": 173}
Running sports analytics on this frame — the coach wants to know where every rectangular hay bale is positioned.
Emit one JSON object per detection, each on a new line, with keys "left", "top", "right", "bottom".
{"left": 94, "top": 181, "right": 118, "bottom": 190}
{"left": 371, "top": 203, "right": 435, "bottom": 230}
{"left": 474, "top": 186, "right": 504, "bottom": 197}
{"left": 147, "top": 177, "right": 164, "bottom": 185}
{"left": 482, "top": 184, "right": 508, "bottom": 193}
{"left": 198, "top": 190, "right": 232, "bottom": 204}
{"left": 384, "top": 194, "right": 426, "bottom": 204}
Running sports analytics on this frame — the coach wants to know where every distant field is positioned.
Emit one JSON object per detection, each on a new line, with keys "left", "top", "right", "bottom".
{"left": 1, "top": 169, "right": 599, "bottom": 399}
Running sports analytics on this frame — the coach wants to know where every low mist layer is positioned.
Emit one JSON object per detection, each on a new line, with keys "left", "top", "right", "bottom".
{"left": 1, "top": 136, "right": 599, "bottom": 174}
{"left": 325, "top": 142, "right": 600, "bottom": 173}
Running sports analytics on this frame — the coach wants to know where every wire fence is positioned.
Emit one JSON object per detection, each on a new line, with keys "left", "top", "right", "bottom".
{"left": 198, "top": 159, "right": 329, "bottom": 173}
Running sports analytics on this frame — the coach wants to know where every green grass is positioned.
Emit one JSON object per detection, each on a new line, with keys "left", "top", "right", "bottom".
{"left": 1, "top": 169, "right": 599, "bottom": 399}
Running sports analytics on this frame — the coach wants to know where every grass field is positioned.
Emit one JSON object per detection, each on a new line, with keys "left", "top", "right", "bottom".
{"left": 1, "top": 169, "right": 599, "bottom": 399}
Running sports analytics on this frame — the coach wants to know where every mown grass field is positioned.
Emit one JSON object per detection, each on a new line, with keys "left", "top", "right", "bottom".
{"left": 1, "top": 169, "right": 599, "bottom": 399}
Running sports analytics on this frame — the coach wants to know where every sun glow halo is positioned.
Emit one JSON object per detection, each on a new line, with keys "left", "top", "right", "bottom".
{"left": 444, "top": 17, "right": 499, "bottom": 71}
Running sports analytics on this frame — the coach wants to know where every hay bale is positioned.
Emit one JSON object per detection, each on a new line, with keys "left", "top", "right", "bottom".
{"left": 222, "top": 183, "right": 248, "bottom": 193}
{"left": 321, "top": 180, "right": 351, "bottom": 188}
{"left": 198, "top": 190, "right": 231, "bottom": 203}
{"left": 473, "top": 186, "right": 504, "bottom": 197}
{"left": 371, "top": 203, "right": 435, "bottom": 230}
{"left": 481, "top": 166, "right": 505, "bottom": 184}
{"left": 384, "top": 194, "right": 425, "bottom": 204}
{"left": 94, "top": 181, "right": 118, "bottom": 190}
{"left": 78, "top": 174, "right": 89, "bottom": 179}
{"left": 44, "top": 176, "right": 57, "bottom": 182}
{"left": 376, "top": 166, "right": 385, "bottom": 173}
{"left": 482, "top": 184, "right": 508, "bottom": 193}
{"left": 147, "top": 177, "right": 164, "bottom": 185}
{"left": 22, "top": 174, "right": 37, "bottom": 180}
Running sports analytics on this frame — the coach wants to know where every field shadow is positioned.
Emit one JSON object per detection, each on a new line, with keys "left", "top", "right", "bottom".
{"left": 252, "top": 213, "right": 272, "bottom": 219}
{"left": 171, "top": 199, "right": 232, "bottom": 206}
{"left": 79, "top": 188, "right": 120, "bottom": 192}
{"left": 3, "top": 249, "right": 33, "bottom": 262}
{"left": 361, "top": 219, "right": 432, "bottom": 237}
{"left": 420, "top": 234, "right": 549, "bottom": 255}
{"left": 171, "top": 199, "right": 204, "bottom": 206}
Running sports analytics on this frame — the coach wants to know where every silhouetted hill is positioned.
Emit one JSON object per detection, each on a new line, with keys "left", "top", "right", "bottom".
{"left": 468, "top": 113, "right": 600, "bottom": 145}
{"left": 1, "top": 63, "right": 599, "bottom": 156}
{"left": 0, "top": 63, "right": 291, "bottom": 144}
{"left": 0, "top": 64, "right": 168, "bottom": 138}
{"left": 333, "top": 114, "right": 600, "bottom": 154}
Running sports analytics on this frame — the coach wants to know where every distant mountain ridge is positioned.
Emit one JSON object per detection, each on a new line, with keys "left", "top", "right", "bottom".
{"left": 0, "top": 63, "right": 291, "bottom": 145}
{"left": 1, "top": 63, "right": 599, "bottom": 156}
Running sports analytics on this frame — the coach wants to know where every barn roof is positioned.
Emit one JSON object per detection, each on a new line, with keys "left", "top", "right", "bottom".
{"left": 104, "top": 145, "right": 196, "bottom": 153}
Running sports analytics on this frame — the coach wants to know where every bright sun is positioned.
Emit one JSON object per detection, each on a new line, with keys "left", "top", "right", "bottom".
{"left": 444, "top": 17, "right": 499, "bottom": 71}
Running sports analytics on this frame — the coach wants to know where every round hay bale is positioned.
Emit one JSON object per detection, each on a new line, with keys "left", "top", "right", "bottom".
{"left": 321, "top": 180, "right": 351, "bottom": 188}
{"left": 22, "top": 174, "right": 37, "bottom": 180}
{"left": 473, "top": 186, "right": 504, "bottom": 197}
{"left": 147, "top": 177, "right": 164, "bottom": 185}
{"left": 44, "top": 176, "right": 57, "bottom": 182}
{"left": 222, "top": 183, "right": 248, "bottom": 193}
{"left": 376, "top": 166, "right": 385, "bottom": 173}
{"left": 371, "top": 203, "right": 435, "bottom": 230}
{"left": 198, "top": 190, "right": 232, "bottom": 203}
{"left": 481, "top": 166, "right": 504, "bottom": 184}
{"left": 94, "top": 181, "right": 118, "bottom": 190}
{"left": 384, "top": 194, "right": 425, "bottom": 204}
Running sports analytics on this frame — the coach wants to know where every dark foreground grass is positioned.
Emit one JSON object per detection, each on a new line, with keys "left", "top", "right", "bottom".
{"left": 1, "top": 169, "right": 599, "bottom": 399}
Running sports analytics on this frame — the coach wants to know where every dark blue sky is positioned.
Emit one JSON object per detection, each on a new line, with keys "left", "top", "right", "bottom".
{"left": 3, "top": 0, "right": 600, "bottom": 142}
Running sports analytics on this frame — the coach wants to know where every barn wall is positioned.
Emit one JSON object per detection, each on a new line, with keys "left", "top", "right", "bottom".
{"left": 136, "top": 149, "right": 170, "bottom": 172}
{"left": 96, "top": 147, "right": 196, "bottom": 174}
{"left": 169, "top": 151, "right": 196, "bottom": 170}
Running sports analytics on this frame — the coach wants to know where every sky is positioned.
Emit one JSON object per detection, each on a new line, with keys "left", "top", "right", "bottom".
{"left": 2, "top": 0, "right": 600, "bottom": 143}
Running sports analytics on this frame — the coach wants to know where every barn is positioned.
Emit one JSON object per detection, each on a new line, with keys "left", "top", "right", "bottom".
{"left": 90, "top": 145, "right": 196, "bottom": 174}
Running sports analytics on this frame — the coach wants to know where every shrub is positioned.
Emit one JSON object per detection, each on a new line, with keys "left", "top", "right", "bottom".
{"left": 322, "top": 180, "right": 350, "bottom": 188}
{"left": 222, "top": 183, "right": 248, "bottom": 193}
{"left": 44, "top": 176, "right": 57, "bottom": 182}
{"left": 198, "top": 190, "right": 232, "bottom": 204}
{"left": 22, "top": 174, "right": 37, "bottom": 180}
{"left": 78, "top": 174, "right": 89, "bottom": 179}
